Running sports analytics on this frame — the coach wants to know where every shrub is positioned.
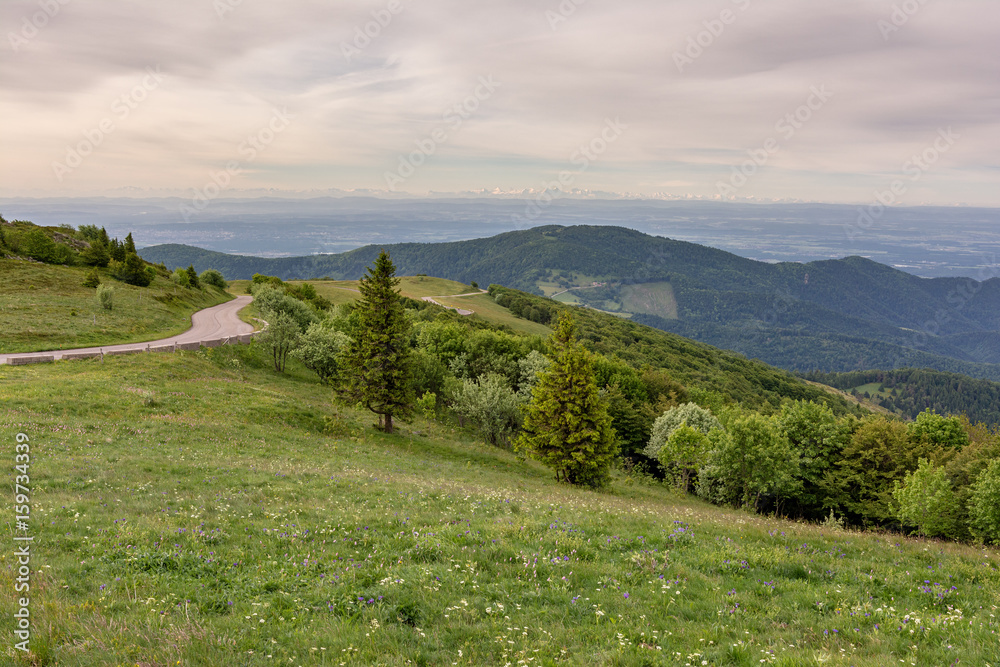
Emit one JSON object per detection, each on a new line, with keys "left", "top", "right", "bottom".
{"left": 79, "top": 242, "right": 110, "bottom": 267}
{"left": 21, "top": 228, "right": 58, "bottom": 262}
{"left": 250, "top": 273, "right": 285, "bottom": 291}
{"left": 908, "top": 409, "right": 969, "bottom": 450}
{"left": 78, "top": 224, "right": 102, "bottom": 242}
{"left": 452, "top": 373, "right": 524, "bottom": 448}
{"left": 892, "top": 458, "right": 961, "bottom": 538}
{"left": 700, "top": 412, "right": 799, "bottom": 509}
{"left": 968, "top": 459, "right": 1000, "bottom": 544}
{"left": 199, "top": 269, "right": 228, "bottom": 289}
{"left": 97, "top": 284, "right": 114, "bottom": 310}
{"left": 416, "top": 391, "right": 437, "bottom": 419}
{"left": 408, "top": 348, "right": 450, "bottom": 399}
{"left": 252, "top": 285, "right": 319, "bottom": 332}
{"left": 293, "top": 322, "right": 351, "bottom": 385}
{"left": 172, "top": 267, "right": 191, "bottom": 287}
{"left": 517, "top": 349, "right": 550, "bottom": 396}
{"left": 109, "top": 252, "right": 152, "bottom": 287}
{"left": 82, "top": 268, "right": 101, "bottom": 288}
{"left": 642, "top": 403, "right": 722, "bottom": 460}
{"left": 657, "top": 422, "right": 711, "bottom": 493}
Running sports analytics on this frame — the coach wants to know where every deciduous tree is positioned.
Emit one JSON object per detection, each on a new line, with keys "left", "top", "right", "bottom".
{"left": 893, "top": 458, "right": 960, "bottom": 538}
{"left": 969, "top": 459, "right": 1000, "bottom": 544}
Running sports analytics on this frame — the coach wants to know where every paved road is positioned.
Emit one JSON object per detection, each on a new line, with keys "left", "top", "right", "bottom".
{"left": 0, "top": 295, "right": 256, "bottom": 364}
{"left": 420, "top": 290, "right": 486, "bottom": 316}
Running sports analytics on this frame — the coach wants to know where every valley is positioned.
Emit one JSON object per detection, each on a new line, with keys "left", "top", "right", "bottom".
{"left": 141, "top": 225, "right": 1000, "bottom": 382}
{"left": 3, "top": 219, "right": 1000, "bottom": 666}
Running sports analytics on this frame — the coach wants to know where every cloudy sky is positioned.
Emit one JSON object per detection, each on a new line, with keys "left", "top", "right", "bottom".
{"left": 2, "top": 0, "right": 997, "bottom": 205}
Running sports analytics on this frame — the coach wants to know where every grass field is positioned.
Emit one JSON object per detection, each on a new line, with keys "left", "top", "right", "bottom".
{"left": 620, "top": 282, "right": 679, "bottom": 320}
{"left": 229, "top": 277, "right": 549, "bottom": 336}
{"left": 1, "top": 349, "right": 997, "bottom": 666}
{"left": 431, "top": 294, "right": 552, "bottom": 336}
{"left": 0, "top": 259, "right": 231, "bottom": 354}
{"left": 537, "top": 273, "right": 605, "bottom": 298}
{"left": 850, "top": 383, "right": 892, "bottom": 400}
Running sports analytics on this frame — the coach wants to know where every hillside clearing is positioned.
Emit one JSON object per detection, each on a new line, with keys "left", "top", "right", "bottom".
{"left": 0, "top": 258, "right": 230, "bottom": 354}
{"left": 1, "top": 350, "right": 997, "bottom": 666}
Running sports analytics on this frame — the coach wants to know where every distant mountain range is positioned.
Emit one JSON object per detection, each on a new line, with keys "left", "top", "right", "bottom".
{"left": 141, "top": 225, "right": 1000, "bottom": 380}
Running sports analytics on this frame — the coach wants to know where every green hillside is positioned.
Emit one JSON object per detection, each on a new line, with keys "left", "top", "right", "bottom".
{"left": 0, "top": 255, "right": 230, "bottom": 355}
{"left": 806, "top": 367, "right": 1000, "bottom": 427}
{"left": 139, "top": 225, "right": 1000, "bottom": 380}
{"left": 3, "top": 338, "right": 998, "bottom": 666}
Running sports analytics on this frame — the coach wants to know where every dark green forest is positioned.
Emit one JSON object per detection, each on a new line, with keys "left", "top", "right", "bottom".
{"left": 806, "top": 367, "right": 1000, "bottom": 427}
{"left": 140, "top": 225, "right": 1000, "bottom": 381}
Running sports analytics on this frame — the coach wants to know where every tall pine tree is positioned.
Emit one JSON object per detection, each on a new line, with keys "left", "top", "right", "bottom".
{"left": 516, "top": 313, "right": 618, "bottom": 487}
{"left": 340, "top": 250, "right": 413, "bottom": 433}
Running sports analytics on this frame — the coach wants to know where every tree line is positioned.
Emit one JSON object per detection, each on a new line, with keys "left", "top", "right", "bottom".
{"left": 0, "top": 218, "right": 229, "bottom": 306}
{"left": 246, "top": 253, "right": 1000, "bottom": 545}
{"left": 805, "top": 368, "right": 1000, "bottom": 427}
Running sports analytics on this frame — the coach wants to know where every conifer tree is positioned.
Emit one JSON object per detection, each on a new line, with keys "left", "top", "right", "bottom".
{"left": 124, "top": 232, "right": 137, "bottom": 255}
{"left": 108, "top": 237, "right": 126, "bottom": 262}
{"left": 80, "top": 241, "right": 110, "bottom": 267}
{"left": 340, "top": 250, "right": 413, "bottom": 433}
{"left": 516, "top": 313, "right": 618, "bottom": 487}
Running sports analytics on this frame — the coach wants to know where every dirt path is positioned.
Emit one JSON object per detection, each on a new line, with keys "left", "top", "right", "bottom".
{"left": 0, "top": 296, "right": 256, "bottom": 365}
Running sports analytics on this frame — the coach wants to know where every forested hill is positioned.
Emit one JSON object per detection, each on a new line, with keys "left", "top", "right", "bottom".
{"left": 805, "top": 368, "right": 1000, "bottom": 427}
{"left": 139, "top": 225, "right": 783, "bottom": 289}
{"left": 141, "top": 225, "right": 1000, "bottom": 379}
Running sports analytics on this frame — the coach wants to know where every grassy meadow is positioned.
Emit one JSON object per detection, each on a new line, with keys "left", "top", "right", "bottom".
{"left": 2, "top": 347, "right": 998, "bottom": 666}
{"left": 227, "top": 277, "right": 550, "bottom": 337}
{"left": 0, "top": 259, "right": 231, "bottom": 354}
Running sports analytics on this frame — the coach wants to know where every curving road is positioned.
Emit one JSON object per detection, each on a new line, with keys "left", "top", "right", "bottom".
{"left": 420, "top": 290, "right": 486, "bottom": 317}
{"left": 0, "top": 295, "right": 256, "bottom": 365}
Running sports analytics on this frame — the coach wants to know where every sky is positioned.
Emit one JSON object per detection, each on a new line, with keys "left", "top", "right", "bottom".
{"left": 2, "top": 0, "right": 998, "bottom": 205}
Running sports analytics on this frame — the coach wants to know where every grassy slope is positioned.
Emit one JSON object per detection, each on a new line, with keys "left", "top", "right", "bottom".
{"left": 1, "top": 351, "right": 997, "bottom": 666}
{"left": 0, "top": 258, "right": 231, "bottom": 354}
{"left": 230, "top": 277, "right": 550, "bottom": 337}
{"left": 139, "top": 227, "right": 1000, "bottom": 381}
{"left": 431, "top": 294, "right": 552, "bottom": 336}
{"left": 619, "top": 282, "right": 678, "bottom": 320}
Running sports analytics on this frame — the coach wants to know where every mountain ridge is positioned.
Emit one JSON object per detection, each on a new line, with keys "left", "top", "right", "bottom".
{"left": 140, "top": 225, "right": 1000, "bottom": 379}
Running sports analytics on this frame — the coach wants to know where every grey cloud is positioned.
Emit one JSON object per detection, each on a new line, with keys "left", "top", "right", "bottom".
{"left": 1, "top": 0, "right": 997, "bottom": 203}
